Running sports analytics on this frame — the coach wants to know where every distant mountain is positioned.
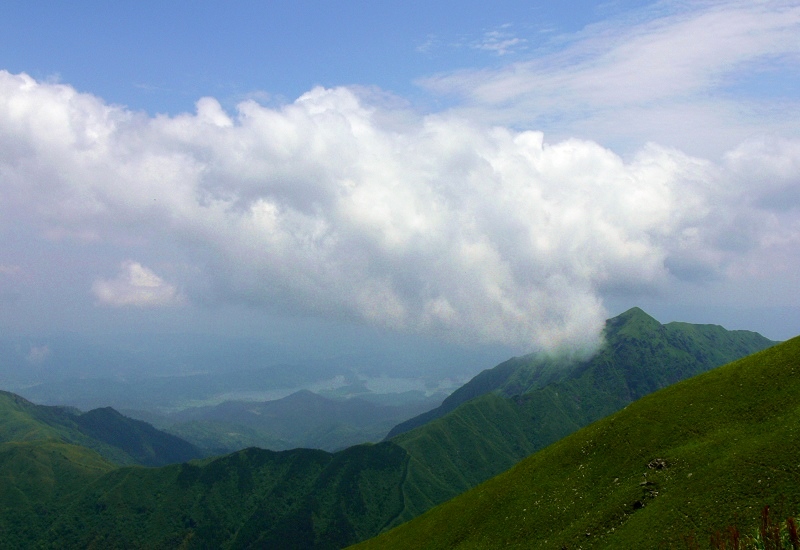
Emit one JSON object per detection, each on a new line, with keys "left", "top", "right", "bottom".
{"left": 354, "top": 335, "right": 800, "bottom": 549}
{"left": 71, "top": 407, "right": 204, "bottom": 466}
{"left": 15, "top": 364, "right": 327, "bottom": 411}
{"left": 158, "top": 389, "right": 444, "bottom": 453}
{"left": 0, "top": 391, "right": 203, "bottom": 466}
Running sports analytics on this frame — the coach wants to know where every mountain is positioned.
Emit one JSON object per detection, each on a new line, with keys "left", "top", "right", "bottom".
{"left": 156, "top": 389, "right": 444, "bottom": 454}
{"left": 15, "top": 363, "right": 327, "bottom": 412}
{"left": 0, "top": 440, "right": 115, "bottom": 546}
{"left": 387, "top": 307, "right": 774, "bottom": 439}
{"left": 71, "top": 407, "right": 204, "bottom": 466}
{"left": 372, "top": 308, "right": 776, "bottom": 527}
{"left": 43, "top": 442, "right": 410, "bottom": 549}
{"left": 0, "top": 308, "right": 779, "bottom": 548}
{"left": 353, "top": 334, "right": 800, "bottom": 549}
{"left": 0, "top": 391, "right": 203, "bottom": 466}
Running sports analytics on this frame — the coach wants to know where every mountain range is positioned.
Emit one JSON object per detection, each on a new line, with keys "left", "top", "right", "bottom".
{"left": 143, "top": 389, "right": 444, "bottom": 453}
{"left": 0, "top": 307, "right": 781, "bottom": 548}
{"left": 355, "top": 333, "right": 800, "bottom": 549}
{"left": 0, "top": 391, "right": 202, "bottom": 466}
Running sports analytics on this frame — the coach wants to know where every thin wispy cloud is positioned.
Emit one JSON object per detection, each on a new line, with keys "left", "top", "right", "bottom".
{"left": 473, "top": 26, "right": 528, "bottom": 56}
{"left": 416, "top": 34, "right": 440, "bottom": 55}
{"left": 0, "top": 265, "right": 22, "bottom": 276}
{"left": 420, "top": 1, "right": 800, "bottom": 155}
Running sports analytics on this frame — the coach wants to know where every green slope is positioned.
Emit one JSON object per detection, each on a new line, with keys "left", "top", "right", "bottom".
{"left": 391, "top": 393, "right": 539, "bottom": 524}
{"left": 353, "top": 335, "right": 800, "bottom": 549}
{"left": 378, "top": 308, "right": 775, "bottom": 527}
{"left": 44, "top": 442, "right": 409, "bottom": 549}
{"left": 388, "top": 308, "right": 774, "bottom": 438}
{"left": 73, "top": 406, "right": 204, "bottom": 466}
{"left": 0, "top": 391, "right": 203, "bottom": 466}
{"left": 0, "top": 440, "right": 115, "bottom": 548}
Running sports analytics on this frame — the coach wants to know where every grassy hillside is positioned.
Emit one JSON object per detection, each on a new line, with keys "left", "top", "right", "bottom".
{"left": 390, "top": 393, "right": 539, "bottom": 524}
{"left": 388, "top": 308, "right": 774, "bottom": 438}
{"left": 0, "top": 309, "right": 779, "bottom": 548}
{"left": 0, "top": 440, "right": 115, "bottom": 547}
{"left": 72, "top": 406, "right": 203, "bottom": 466}
{"left": 354, "top": 335, "right": 800, "bottom": 549}
{"left": 0, "top": 391, "right": 203, "bottom": 466}
{"left": 375, "top": 308, "right": 775, "bottom": 527}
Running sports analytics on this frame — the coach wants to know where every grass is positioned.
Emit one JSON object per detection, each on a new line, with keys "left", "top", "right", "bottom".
{"left": 352, "top": 335, "right": 800, "bottom": 549}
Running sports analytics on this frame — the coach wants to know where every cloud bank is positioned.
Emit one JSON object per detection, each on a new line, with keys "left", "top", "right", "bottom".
{"left": 0, "top": 71, "right": 798, "bottom": 351}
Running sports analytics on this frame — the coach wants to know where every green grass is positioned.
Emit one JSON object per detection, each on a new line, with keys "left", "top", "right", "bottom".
{"left": 388, "top": 308, "right": 774, "bottom": 439}
{"left": 352, "top": 336, "right": 800, "bottom": 549}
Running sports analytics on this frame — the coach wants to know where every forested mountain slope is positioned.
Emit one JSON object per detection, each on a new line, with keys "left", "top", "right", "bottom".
{"left": 0, "top": 391, "right": 203, "bottom": 466}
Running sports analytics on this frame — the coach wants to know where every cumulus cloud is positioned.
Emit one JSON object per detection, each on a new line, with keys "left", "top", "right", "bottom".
{"left": 92, "top": 261, "right": 183, "bottom": 308}
{"left": 0, "top": 70, "right": 798, "bottom": 351}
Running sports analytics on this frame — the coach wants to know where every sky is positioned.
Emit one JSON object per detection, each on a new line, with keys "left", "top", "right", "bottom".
{"left": 1, "top": 0, "right": 799, "bottom": 379}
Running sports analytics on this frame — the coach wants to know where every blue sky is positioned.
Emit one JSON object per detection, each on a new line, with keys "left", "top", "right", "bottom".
{"left": 0, "top": 0, "right": 799, "bottom": 379}
{"left": 1, "top": 1, "right": 626, "bottom": 116}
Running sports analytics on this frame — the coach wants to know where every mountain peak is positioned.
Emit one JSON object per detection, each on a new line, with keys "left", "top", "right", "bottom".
{"left": 605, "top": 306, "right": 662, "bottom": 339}
{"left": 613, "top": 306, "right": 656, "bottom": 323}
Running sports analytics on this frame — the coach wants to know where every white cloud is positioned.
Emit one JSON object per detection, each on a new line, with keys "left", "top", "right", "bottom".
{"left": 0, "top": 71, "right": 798, "bottom": 351}
{"left": 418, "top": 1, "right": 800, "bottom": 156}
{"left": 92, "top": 261, "right": 183, "bottom": 308}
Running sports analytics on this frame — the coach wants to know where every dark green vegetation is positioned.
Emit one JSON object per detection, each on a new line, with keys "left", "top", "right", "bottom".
{"left": 354, "top": 335, "right": 800, "bottom": 549}
{"left": 388, "top": 307, "right": 775, "bottom": 438}
{"left": 45, "top": 442, "right": 409, "bottom": 549}
{"left": 0, "top": 308, "right": 779, "bottom": 548}
{"left": 0, "top": 440, "right": 115, "bottom": 546}
{"left": 0, "top": 391, "right": 202, "bottom": 466}
{"left": 145, "top": 389, "right": 444, "bottom": 454}
{"left": 378, "top": 308, "right": 775, "bottom": 526}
